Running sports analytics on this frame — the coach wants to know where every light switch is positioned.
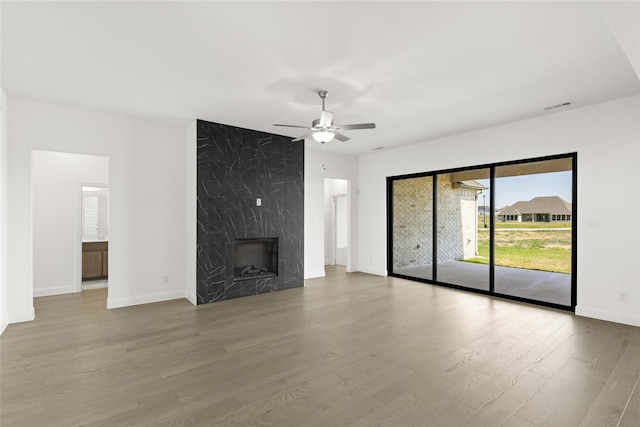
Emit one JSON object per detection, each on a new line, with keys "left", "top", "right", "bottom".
{"left": 256, "top": 198, "right": 261, "bottom": 206}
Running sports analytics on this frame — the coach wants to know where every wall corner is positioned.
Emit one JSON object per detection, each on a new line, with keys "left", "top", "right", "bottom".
{"left": 185, "top": 120, "right": 197, "bottom": 305}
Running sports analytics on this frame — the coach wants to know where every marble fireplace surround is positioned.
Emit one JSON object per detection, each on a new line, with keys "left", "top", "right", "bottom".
{"left": 196, "top": 120, "right": 304, "bottom": 304}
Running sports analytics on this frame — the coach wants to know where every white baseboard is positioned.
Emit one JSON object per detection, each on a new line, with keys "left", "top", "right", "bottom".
{"left": 357, "top": 266, "right": 388, "bottom": 276}
{"left": 185, "top": 291, "right": 197, "bottom": 305}
{"left": 33, "top": 284, "right": 77, "bottom": 297}
{"left": 0, "top": 321, "right": 7, "bottom": 335}
{"left": 575, "top": 305, "right": 640, "bottom": 327}
{"left": 107, "top": 290, "right": 187, "bottom": 309}
{"left": 305, "top": 269, "right": 326, "bottom": 279}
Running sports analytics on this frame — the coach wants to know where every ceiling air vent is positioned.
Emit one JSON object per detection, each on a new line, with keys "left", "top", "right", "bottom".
{"left": 544, "top": 101, "right": 572, "bottom": 111}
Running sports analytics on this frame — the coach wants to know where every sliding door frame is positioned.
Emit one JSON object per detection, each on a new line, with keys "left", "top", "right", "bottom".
{"left": 387, "top": 152, "right": 577, "bottom": 312}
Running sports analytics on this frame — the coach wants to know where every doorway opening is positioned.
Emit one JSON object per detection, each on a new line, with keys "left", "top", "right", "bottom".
{"left": 80, "top": 185, "right": 109, "bottom": 290}
{"left": 324, "top": 179, "right": 349, "bottom": 268}
{"left": 31, "top": 150, "right": 109, "bottom": 299}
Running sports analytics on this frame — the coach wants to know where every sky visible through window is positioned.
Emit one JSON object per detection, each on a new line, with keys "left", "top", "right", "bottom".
{"left": 477, "top": 171, "right": 572, "bottom": 210}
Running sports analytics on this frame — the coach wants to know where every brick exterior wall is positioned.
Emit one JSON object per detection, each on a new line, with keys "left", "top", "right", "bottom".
{"left": 393, "top": 174, "right": 479, "bottom": 271}
{"left": 392, "top": 176, "right": 433, "bottom": 270}
{"left": 437, "top": 174, "right": 479, "bottom": 262}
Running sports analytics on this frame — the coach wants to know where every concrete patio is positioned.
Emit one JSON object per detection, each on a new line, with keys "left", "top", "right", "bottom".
{"left": 395, "top": 260, "right": 571, "bottom": 306}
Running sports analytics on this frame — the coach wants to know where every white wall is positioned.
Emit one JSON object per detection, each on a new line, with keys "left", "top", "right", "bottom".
{"left": 0, "top": 89, "right": 8, "bottom": 333}
{"left": 184, "top": 120, "right": 197, "bottom": 304}
{"left": 357, "top": 95, "right": 640, "bottom": 326}
{"left": 32, "top": 151, "right": 108, "bottom": 296}
{"left": 6, "top": 98, "right": 187, "bottom": 323}
{"left": 304, "top": 148, "right": 358, "bottom": 278}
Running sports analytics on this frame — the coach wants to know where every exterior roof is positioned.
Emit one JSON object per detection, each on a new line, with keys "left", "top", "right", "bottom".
{"left": 454, "top": 180, "right": 488, "bottom": 191}
{"left": 498, "top": 196, "right": 572, "bottom": 216}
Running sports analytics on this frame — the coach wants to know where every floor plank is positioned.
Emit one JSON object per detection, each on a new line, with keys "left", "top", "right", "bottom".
{"left": 580, "top": 365, "right": 639, "bottom": 427}
{"left": 619, "top": 377, "right": 640, "bottom": 427}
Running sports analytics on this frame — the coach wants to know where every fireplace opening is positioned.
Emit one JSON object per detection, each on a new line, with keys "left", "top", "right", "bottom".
{"left": 232, "top": 238, "right": 278, "bottom": 281}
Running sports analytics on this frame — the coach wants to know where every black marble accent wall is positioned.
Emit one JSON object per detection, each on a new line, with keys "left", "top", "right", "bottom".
{"left": 196, "top": 120, "right": 304, "bottom": 304}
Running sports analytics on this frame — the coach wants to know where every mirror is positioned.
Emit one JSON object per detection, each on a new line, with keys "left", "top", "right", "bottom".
{"left": 82, "top": 186, "right": 109, "bottom": 241}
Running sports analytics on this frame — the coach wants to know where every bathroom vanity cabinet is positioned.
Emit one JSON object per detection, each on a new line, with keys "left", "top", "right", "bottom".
{"left": 82, "top": 241, "right": 108, "bottom": 280}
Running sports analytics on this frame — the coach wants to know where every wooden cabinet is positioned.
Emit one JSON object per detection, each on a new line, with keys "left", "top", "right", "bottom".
{"left": 82, "top": 241, "right": 108, "bottom": 280}
{"left": 102, "top": 251, "right": 108, "bottom": 277}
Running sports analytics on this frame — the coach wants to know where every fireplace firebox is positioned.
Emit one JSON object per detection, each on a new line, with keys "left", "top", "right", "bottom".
{"left": 232, "top": 238, "right": 278, "bottom": 281}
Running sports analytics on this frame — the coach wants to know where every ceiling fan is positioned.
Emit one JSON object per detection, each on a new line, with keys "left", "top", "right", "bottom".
{"left": 273, "top": 90, "right": 375, "bottom": 143}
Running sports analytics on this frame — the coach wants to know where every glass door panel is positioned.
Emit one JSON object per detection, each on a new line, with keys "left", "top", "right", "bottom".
{"left": 436, "top": 169, "right": 490, "bottom": 290}
{"left": 494, "top": 159, "right": 573, "bottom": 306}
{"left": 391, "top": 176, "right": 433, "bottom": 280}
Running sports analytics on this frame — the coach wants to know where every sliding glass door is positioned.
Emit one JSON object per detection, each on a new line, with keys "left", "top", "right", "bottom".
{"left": 493, "top": 158, "right": 574, "bottom": 306}
{"left": 391, "top": 176, "right": 434, "bottom": 281}
{"left": 436, "top": 169, "right": 490, "bottom": 291}
{"left": 388, "top": 154, "right": 576, "bottom": 311}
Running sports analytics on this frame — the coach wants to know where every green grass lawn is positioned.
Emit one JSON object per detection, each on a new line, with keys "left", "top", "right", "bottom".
{"left": 478, "top": 217, "right": 571, "bottom": 229}
{"left": 493, "top": 221, "right": 571, "bottom": 229}
{"left": 466, "top": 224, "right": 572, "bottom": 274}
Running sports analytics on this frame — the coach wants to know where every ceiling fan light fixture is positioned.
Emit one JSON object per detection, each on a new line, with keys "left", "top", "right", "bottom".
{"left": 312, "top": 131, "right": 335, "bottom": 143}
{"left": 273, "top": 90, "right": 375, "bottom": 143}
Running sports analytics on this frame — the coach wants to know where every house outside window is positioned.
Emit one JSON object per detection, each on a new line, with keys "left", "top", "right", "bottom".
{"left": 498, "top": 196, "right": 571, "bottom": 223}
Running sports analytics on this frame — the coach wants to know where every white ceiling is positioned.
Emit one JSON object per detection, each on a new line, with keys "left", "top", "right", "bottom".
{"left": 2, "top": 1, "right": 639, "bottom": 156}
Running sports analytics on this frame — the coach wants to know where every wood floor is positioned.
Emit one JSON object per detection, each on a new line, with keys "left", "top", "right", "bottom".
{"left": 1, "top": 266, "right": 639, "bottom": 426}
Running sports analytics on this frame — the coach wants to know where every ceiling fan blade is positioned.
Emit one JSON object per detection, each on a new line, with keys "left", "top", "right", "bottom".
{"left": 273, "top": 124, "right": 310, "bottom": 129}
{"left": 335, "top": 123, "right": 376, "bottom": 130}
{"left": 319, "top": 111, "right": 334, "bottom": 127}
{"left": 333, "top": 132, "right": 350, "bottom": 142}
{"left": 291, "top": 132, "right": 314, "bottom": 142}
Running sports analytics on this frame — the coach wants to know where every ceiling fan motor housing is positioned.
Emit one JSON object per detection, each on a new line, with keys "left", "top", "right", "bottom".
{"left": 312, "top": 118, "right": 329, "bottom": 128}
